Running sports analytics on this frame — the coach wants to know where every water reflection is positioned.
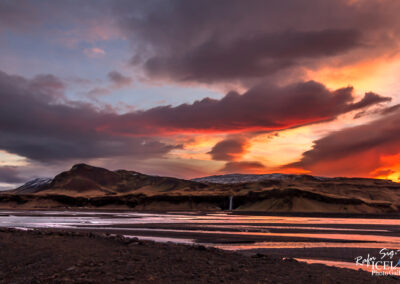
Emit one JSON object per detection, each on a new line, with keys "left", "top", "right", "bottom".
{"left": 297, "top": 258, "right": 400, "bottom": 273}
{"left": 214, "top": 241, "right": 400, "bottom": 250}
{"left": 1, "top": 210, "right": 400, "bottom": 272}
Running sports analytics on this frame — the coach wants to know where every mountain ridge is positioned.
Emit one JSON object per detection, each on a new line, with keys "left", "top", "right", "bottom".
{"left": 191, "top": 173, "right": 396, "bottom": 184}
{"left": 1, "top": 163, "right": 400, "bottom": 213}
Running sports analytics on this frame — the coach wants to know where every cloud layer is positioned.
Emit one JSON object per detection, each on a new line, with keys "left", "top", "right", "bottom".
{"left": 0, "top": 70, "right": 177, "bottom": 162}
{"left": 0, "top": 166, "right": 25, "bottom": 183}
{"left": 208, "top": 137, "right": 249, "bottom": 161}
{"left": 114, "top": 0, "right": 400, "bottom": 86}
{"left": 144, "top": 29, "right": 361, "bottom": 83}
{"left": 103, "top": 81, "right": 390, "bottom": 135}
{"left": 289, "top": 111, "right": 400, "bottom": 178}
{"left": 0, "top": 68, "right": 390, "bottom": 169}
{"left": 2, "top": 0, "right": 400, "bottom": 181}
{"left": 220, "top": 161, "right": 266, "bottom": 174}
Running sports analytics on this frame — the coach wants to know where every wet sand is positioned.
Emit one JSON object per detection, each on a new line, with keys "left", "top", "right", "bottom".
{"left": 3, "top": 209, "right": 400, "bottom": 280}
{"left": 2, "top": 210, "right": 400, "bottom": 263}
{"left": 0, "top": 228, "right": 397, "bottom": 284}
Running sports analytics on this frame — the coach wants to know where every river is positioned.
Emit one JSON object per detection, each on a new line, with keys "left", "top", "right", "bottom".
{"left": 1, "top": 210, "right": 400, "bottom": 273}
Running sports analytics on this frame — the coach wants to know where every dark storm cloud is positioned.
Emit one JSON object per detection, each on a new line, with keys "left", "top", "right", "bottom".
{"left": 104, "top": 81, "right": 390, "bottom": 135}
{"left": 346, "top": 92, "right": 391, "bottom": 111}
{"left": 0, "top": 68, "right": 391, "bottom": 164}
{"left": 144, "top": 29, "right": 361, "bottom": 82}
{"left": 3, "top": 1, "right": 400, "bottom": 85}
{"left": 113, "top": 0, "right": 400, "bottom": 84}
{"left": 0, "top": 70, "right": 177, "bottom": 162}
{"left": 2, "top": 0, "right": 400, "bottom": 178}
{"left": 208, "top": 137, "right": 248, "bottom": 161}
{"left": 288, "top": 111, "right": 400, "bottom": 176}
{"left": 0, "top": 166, "right": 25, "bottom": 183}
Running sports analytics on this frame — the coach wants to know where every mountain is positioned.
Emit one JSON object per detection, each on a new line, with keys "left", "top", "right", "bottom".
{"left": 191, "top": 173, "right": 392, "bottom": 184}
{"left": 13, "top": 178, "right": 52, "bottom": 194}
{"left": 1, "top": 163, "right": 400, "bottom": 213}
{"left": 192, "top": 173, "right": 319, "bottom": 184}
{"left": 19, "top": 163, "right": 209, "bottom": 196}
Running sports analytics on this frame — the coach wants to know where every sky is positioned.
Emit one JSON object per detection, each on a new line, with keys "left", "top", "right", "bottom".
{"left": 1, "top": 0, "right": 400, "bottom": 189}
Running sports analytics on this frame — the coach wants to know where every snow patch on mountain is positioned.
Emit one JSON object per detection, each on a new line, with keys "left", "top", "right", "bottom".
{"left": 191, "top": 173, "right": 321, "bottom": 184}
{"left": 14, "top": 178, "right": 52, "bottom": 193}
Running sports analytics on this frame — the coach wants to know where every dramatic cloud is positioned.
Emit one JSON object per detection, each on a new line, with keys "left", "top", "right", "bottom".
{"left": 0, "top": 166, "right": 25, "bottom": 183}
{"left": 0, "top": 70, "right": 178, "bottom": 162}
{"left": 102, "top": 81, "right": 390, "bottom": 135}
{"left": 114, "top": 0, "right": 400, "bottom": 85}
{"left": 2, "top": 68, "right": 387, "bottom": 172}
{"left": 2, "top": 0, "right": 400, "bottom": 180}
{"left": 144, "top": 29, "right": 361, "bottom": 83}
{"left": 4, "top": 1, "right": 400, "bottom": 85}
{"left": 208, "top": 137, "right": 248, "bottom": 161}
{"left": 289, "top": 111, "right": 400, "bottom": 178}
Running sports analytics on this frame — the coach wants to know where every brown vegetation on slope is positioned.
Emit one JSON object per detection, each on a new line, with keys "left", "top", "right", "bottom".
{"left": 2, "top": 164, "right": 400, "bottom": 213}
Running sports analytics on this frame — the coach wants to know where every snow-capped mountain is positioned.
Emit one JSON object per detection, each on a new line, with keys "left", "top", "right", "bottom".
{"left": 14, "top": 178, "right": 52, "bottom": 194}
{"left": 191, "top": 173, "right": 321, "bottom": 184}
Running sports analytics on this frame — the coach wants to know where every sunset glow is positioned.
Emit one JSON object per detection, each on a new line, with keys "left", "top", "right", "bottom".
{"left": 1, "top": 0, "right": 400, "bottom": 187}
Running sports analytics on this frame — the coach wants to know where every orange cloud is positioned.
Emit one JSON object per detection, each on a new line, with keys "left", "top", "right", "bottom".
{"left": 289, "top": 111, "right": 400, "bottom": 181}
{"left": 307, "top": 55, "right": 400, "bottom": 98}
{"left": 97, "top": 81, "right": 390, "bottom": 137}
{"left": 371, "top": 153, "right": 400, "bottom": 181}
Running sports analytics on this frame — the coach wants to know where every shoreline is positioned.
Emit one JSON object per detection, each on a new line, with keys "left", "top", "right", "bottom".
{"left": 0, "top": 228, "right": 397, "bottom": 283}
{"left": 2, "top": 208, "right": 400, "bottom": 282}
{"left": 2, "top": 207, "right": 400, "bottom": 219}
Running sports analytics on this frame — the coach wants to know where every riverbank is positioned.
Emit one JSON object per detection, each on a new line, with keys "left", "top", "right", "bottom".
{"left": 0, "top": 228, "right": 396, "bottom": 283}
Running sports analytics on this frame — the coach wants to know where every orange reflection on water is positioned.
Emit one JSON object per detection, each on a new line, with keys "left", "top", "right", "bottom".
{"left": 297, "top": 258, "right": 400, "bottom": 274}
{"left": 214, "top": 242, "right": 400, "bottom": 250}
{"left": 177, "top": 214, "right": 400, "bottom": 226}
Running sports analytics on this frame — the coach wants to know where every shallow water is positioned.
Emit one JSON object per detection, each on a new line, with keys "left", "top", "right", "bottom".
{"left": 1, "top": 210, "right": 400, "bottom": 273}
{"left": 297, "top": 258, "right": 400, "bottom": 274}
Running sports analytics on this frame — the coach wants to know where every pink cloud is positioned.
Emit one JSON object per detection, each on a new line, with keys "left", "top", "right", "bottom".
{"left": 83, "top": 47, "right": 106, "bottom": 58}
